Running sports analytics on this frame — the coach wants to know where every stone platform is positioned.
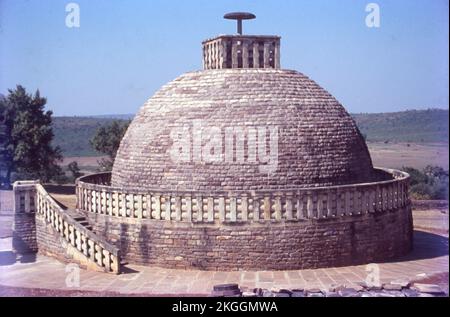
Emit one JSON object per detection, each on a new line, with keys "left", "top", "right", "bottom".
{"left": 0, "top": 229, "right": 447, "bottom": 296}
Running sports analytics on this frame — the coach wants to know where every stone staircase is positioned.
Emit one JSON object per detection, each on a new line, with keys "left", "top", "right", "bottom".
{"left": 12, "top": 182, "right": 121, "bottom": 274}
{"left": 65, "top": 210, "right": 94, "bottom": 232}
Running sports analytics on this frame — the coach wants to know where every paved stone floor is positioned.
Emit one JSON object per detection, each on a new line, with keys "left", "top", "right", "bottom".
{"left": 0, "top": 229, "right": 448, "bottom": 296}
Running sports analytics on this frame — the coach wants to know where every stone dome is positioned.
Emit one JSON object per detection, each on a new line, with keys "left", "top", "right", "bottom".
{"left": 112, "top": 68, "right": 375, "bottom": 191}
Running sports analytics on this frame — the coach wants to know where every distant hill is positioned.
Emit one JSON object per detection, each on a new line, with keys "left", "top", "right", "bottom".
{"left": 353, "top": 109, "right": 448, "bottom": 143}
{"left": 88, "top": 114, "right": 134, "bottom": 120}
{"left": 52, "top": 116, "right": 131, "bottom": 157}
{"left": 52, "top": 109, "right": 449, "bottom": 157}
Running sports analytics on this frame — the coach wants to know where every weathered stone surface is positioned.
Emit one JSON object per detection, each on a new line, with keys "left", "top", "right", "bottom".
{"left": 338, "top": 288, "right": 360, "bottom": 297}
{"left": 390, "top": 279, "right": 411, "bottom": 288}
{"left": 382, "top": 283, "right": 403, "bottom": 291}
{"left": 112, "top": 69, "right": 377, "bottom": 192}
{"left": 402, "top": 289, "right": 420, "bottom": 297}
{"left": 412, "top": 283, "right": 446, "bottom": 295}
{"left": 85, "top": 203, "right": 413, "bottom": 270}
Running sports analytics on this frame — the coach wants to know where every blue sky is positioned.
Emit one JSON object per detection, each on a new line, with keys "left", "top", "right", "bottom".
{"left": 0, "top": 0, "right": 448, "bottom": 116}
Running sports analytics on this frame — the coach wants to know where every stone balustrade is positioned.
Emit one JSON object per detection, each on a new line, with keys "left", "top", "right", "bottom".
{"left": 76, "top": 168, "right": 410, "bottom": 224}
{"left": 35, "top": 184, "right": 120, "bottom": 273}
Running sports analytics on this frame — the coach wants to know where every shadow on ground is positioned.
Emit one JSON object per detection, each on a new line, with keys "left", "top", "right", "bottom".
{"left": 382, "top": 230, "right": 448, "bottom": 263}
{"left": 0, "top": 251, "right": 37, "bottom": 266}
{"left": 43, "top": 184, "right": 75, "bottom": 195}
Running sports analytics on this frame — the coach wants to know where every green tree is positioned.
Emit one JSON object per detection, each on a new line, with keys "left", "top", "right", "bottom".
{"left": 67, "top": 161, "right": 82, "bottom": 180}
{"left": 0, "top": 85, "right": 63, "bottom": 186}
{"left": 90, "top": 120, "right": 130, "bottom": 171}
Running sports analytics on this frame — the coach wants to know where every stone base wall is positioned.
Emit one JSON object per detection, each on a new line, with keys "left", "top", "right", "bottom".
{"left": 35, "top": 214, "right": 68, "bottom": 261}
{"left": 35, "top": 214, "right": 108, "bottom": 272}
{"left": 84, "top": 203, "right": 413, "bottom": 271}
{"left": 12, "top": 213, "right": 38, "bottom": 253}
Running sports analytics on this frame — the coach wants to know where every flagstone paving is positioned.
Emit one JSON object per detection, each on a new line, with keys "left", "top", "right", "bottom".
{"left": 0, "top": 228, "right": 448, "bottom": 296}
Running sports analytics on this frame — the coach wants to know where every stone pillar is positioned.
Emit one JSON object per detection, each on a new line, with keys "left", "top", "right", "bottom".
{"left": 263, "top": 42, "right": 271, "bottom": 68}
{"left": 12, "top": 180, "right": 39, "bottom": 254}
{"left": 242, "top": 40, "right": 249, "bottom": 68}
{"left": 231, "top": 40, "right": 238, "bottom": 68}
{"left": 274, "top": 40, "right": 281, "bottom": 69}
{"left": 253, "top": 42, "right": 260, "bottom": 68}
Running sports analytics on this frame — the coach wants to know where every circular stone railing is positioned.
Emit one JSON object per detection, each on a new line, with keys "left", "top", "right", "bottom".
{"left": 75, "top": 168, "right": 410, "bottom": 223}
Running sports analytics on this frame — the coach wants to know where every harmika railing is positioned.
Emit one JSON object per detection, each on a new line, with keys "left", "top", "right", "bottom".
{"left": 35, "top": 184, "right": 120, "bottom": 273}
{"left": 75, "top": 168, "right": 410, "bottom": 223}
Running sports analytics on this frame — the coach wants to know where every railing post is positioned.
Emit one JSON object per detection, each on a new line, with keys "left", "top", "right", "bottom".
{"left": 12, "top": 181, "right": 39, "bottom": 254}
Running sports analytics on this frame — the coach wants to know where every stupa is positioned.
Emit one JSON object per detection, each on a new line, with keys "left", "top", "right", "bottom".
{"left": 13, "top": 13, "right": 413, "bottom": 273}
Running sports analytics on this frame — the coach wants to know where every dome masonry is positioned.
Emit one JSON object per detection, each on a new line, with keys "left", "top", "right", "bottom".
{"left": 112, "top": 13, "right": 376, "bottom": 192}
{"left": 112, "top": 69, "right": 376, "bottom": 191}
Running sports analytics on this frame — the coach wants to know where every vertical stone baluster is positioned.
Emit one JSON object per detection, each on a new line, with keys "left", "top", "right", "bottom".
{"left": 241, "top": 195, "right": 248, "bottom": 221}
{"left": 103, "top": 250, "right": 111, "bottom": 272}
{"left": 345, "top": 189, "right": 351, "bottom": 216}
{"left": 165, "top": 196, "right": 171, "bottom": 221}
{"left": 145, "top": 194, "right": 151, "bottom": 218}
{"left": 88, "top": 240, "right": 95, "bottom": 262}
{"left": 390, "top": 184, "right": 395, "bottom": 210}
{"left": 63, "top": 221, "right": 69, "bottom": 241}
{"left": 382, "top": 186, "right": 388, "bottom": 212}
{"left": 230, "top": 197, "right": 237, "bottom": 222}
{"left": 336, "top": 189, "right": 342, "bottom": 216}
{"left": 398, "top": 181, "right": 404, "bottom": 206}
{"left": 242, "top": 40, "right": 249, "bottom": 68}
{"left": 327, "top": 190, "right": 334, "bottom": 217}
{"left": 317, "top": 192, "right": 324, "bottom": 218}
{"left": 91, "top": 191, "right": 97, "bottom": 213}
{"left": 386, "top": 185, "right": 391, "bottom": 211}
{"left": 121, "top": 193, "right": 127, "bottom": 217}
{"left": 207, "top": 197, "right": 214, "bottom": 222}
{"left": 231, "top": 40, "right": 238, "bottom": 68}
{"left": 95, "top": 244, "right": 103, "bottom": 266}
{"left": 296, "top": 192, "right": 304, "bottom": 220}
{"left": 274, "top": 196, "right": 282, "bottom": 221}
{"left": 54, "top": 212, "right": 59, "bottom": 232}
{"left": 50, "top": 207, "right": 55, "bottom": 227}
{"left": 263, "top": 42, "right": 270, "bottom": 68}
{"left": 307, "top": 192, "right": 314, "bottom": 219}
{"left": 185, "top": 195, "right": 192, "bottom": 222}
{"left": 355, "top": 188, "right": 362, "bottom": 215}
{"left": 99, "top": 190, "right": 104, "bottom": 214}
{"left": 136, "top": 194, "right": 143, "bottom": 219}
{"left": 113, "top": 192, "right": 120, "bottom": 217}
{"left": 69, "top": 225, "right": 75, "bottom": 246}
{"left": 360, "top": 189, "right": 365, "bottom": 214}
{"left": 24, "top": 190, "right": 30, "bottom": 213}
{"left": 58, "top": 216, "right": 63, "bottom": 234}
{"left": 81, "top": 234, "right": 88, "bottom": 256}
{"left": 111, "top": 254, "right": 119, "bottom": 274}
{"left": 75, "top": 230, "right": 82, "bottom": 251}
{"left": 196, "top": 195, "right": 203, "bottom": 222}
{"left": 86, "top": 189, "right": 91, "bottom": 212}
{"left": 253, "top": 42, "right": 260, "bottom": 68}
{"left": 218, "top": 196, "right": 225, "bottom": 222}
{"left": 395, "top": 181, "right": 400, "bottom": 209}
{"left": 285, "top": 193, "right": 293, "bottom": 220}
{"left": 154, "top": 195, "right": 161, "bottom": 220}
{"left": 175, "top": 196, "right": 182, "bottom": 221}
{"left": 369, "top": 188, "right": 375, "bottom": 213}
{"left": 264, "top": 197, "right": 271, "bottom": 220}
{"left": 128, "top": 194, "right": 135, "bottom": 218}
{"left": 253, "top": 196, "right": 260, "bottom": 221}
